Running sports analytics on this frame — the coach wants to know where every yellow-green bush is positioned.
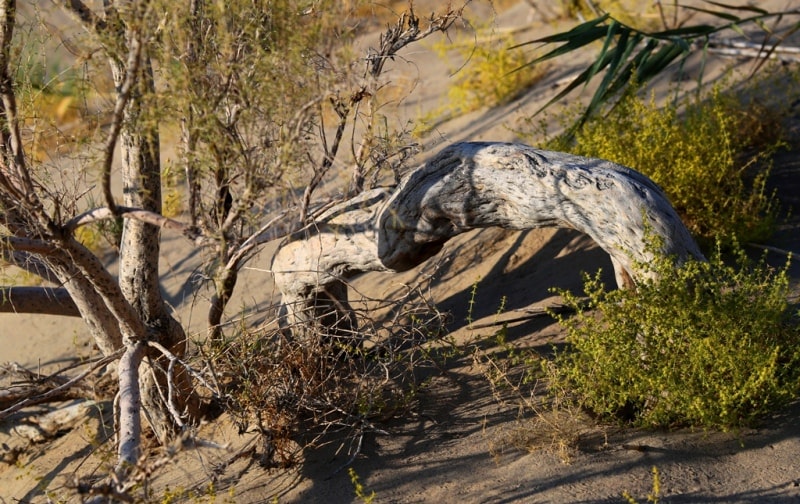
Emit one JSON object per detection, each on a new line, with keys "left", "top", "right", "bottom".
{"left": 543, "top": 85, "right": 784, "bottom": 245}
{"left": 422, "top": 31, "right": 547, "bottom": 127}
{"left": 560, "top": 0, "right": 660, "bottom": 30}
{"left": 548, "top": 243, "right": 800, "bottom": 429}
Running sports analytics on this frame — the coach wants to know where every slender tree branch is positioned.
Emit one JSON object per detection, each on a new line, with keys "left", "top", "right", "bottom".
{"left": 65, "top": 206, "right": 203, "bottom": 241}
{"left": 1, "top": 236, "right": 58, "bottom": 255}
{"left": 101, "top": 14, "right": 147, "bottom": 215}
{"left": 0, "top": 286, "right": 79, "bottom": 315}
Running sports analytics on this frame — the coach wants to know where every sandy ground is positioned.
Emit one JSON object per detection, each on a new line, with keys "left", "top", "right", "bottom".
{"left": 2, "top": 1, "right": 800, "bottom": 502}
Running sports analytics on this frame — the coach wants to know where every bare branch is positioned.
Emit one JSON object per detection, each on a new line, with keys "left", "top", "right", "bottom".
{"left": 101, "top": 14, "right": 147, "bottom": 214}
{"left": 1, "top": 236, "right": 58, "bottom": 255}
{"left": 116, "top": 341, "right": 144, "bottom": 474}
{"left": 65, "top": 206, "right": 203, "bottom": 242}
{"left": 0, "top": 351, "right": 121, "bottom": 419}
{"left": 366, "top": 3, "right": 467, "bottom": 78}
{"left": 51, "top": 0, "right": 107, "bottom": 34}
{"left": 0, "top": 286, "right": 79, "bottom": 315}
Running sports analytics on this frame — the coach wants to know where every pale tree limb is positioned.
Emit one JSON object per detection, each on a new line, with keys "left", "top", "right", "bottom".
{"left": 1, "top": 236, "right": 59, "bottom": 255}
{"left": 116, "top": 341, "right": 145, "bottom": 475}
{"left": 0, "top": 286, "right": 79, "bottom": 315}
{"left": 272, "top": 142, "right": 705, "bottom": 331}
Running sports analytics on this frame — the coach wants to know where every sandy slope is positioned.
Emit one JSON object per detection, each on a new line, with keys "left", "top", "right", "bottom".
{"left": 2, "top": 1, "right": 800, "bottom": 502}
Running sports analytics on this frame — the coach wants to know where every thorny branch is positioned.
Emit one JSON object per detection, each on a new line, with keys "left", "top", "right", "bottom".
{"left": 348, "top": 2, "right": 467, "bottom": 196}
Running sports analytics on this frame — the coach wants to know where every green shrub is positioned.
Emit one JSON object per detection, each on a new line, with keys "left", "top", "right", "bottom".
{"left": 543, "top": 84, "right": 784, "bottom": 245}
{"left": 547, "top": 242, "right": 800, "bottom": 429}
{"left": 417, "top": 31, "right": 547, "bottom": 135}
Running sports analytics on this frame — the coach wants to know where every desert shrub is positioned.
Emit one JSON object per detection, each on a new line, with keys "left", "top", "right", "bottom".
{"left": 444, "top": 33, "right": 544, "bottom": 113}
{"left": 547, "top": 242, "right": 800, "bottom": 429}
{"left": 417, "top": 30, "right": 547, "bottom": 135}
{"left": 206, "top": 285, "right": 448, "bottom": 467}
{"left": 544, "top": 84, "right": 784, "bottom": 245}
{"left": 560, "top": 0, "right": 659, "bottom": 30}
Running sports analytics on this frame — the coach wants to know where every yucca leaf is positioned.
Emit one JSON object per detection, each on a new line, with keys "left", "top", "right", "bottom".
{"left": 729, "top": 23, "right": 746, "bottom": 37}
{"left": 515, "top": 26, "right": 611, "bottom": 70}
{"left": 682, "top": 5, "right": 742, "bottom": 23}
{"left": 586, "top": 30, "right": 638, "bottom": 116}
{"left": 650, "top": 25, "right": 717, "bottom": 38}
{"left": 602, "top": 38, "right": 659, "bottom": 98}
{"left": 515, "top": 5, "right": 799, "bottom": 126}
{"left": 703, "top": 0, "right": 768, "bottom": 16}
{"left": 636, "top": 42, "right": 687, "bottom": 82}
{"left": 754, "top": 18, "right": 772, "bottom": 34}
{"left": 515, "top": 14, "right": 610, "bottom": 46}
{"left": 531, "top": 56, "right": 614, "bottom": 118}
{"left": 588, "top": 20, "right": 621, "bottom": 83}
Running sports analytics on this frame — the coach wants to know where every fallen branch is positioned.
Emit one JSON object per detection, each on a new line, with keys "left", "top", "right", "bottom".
{"left": 0, "top": 351, "right": 121, "bottom": 418}
{"left": 0, "top": 286, "right": 80, "bottom": 315}
{"left": 272, "top": 142, "right": 704, "bottom": 334}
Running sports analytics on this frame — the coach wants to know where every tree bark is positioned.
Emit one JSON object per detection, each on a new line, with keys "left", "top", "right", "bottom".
{"left": 272, "top": 142, "right": 705, "bottom": 330}
{"left": 110, "top": 50, "right": 200, "bottom": 443}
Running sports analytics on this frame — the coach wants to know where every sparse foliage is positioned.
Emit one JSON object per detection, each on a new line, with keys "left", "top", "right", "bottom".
{"left": 0, "top": 0, "right": 467, "bottom": 494}
{"left": 536, "top": 80, "right": 787, "bottom": 245}
{"left": 548, "top": 240, "right": 800, "bottom": 429}
{"left": 517, "top": 2, "right": 800, "bottom": 129}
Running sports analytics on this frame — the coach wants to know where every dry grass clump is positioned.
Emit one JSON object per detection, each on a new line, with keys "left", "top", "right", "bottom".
{"left": 204, "top": 287, "right": 448, "bottom": 467}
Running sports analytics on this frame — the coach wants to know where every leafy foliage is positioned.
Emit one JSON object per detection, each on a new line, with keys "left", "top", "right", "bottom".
{"left": 548, "top": 243, "right": 800, "bottom": 429}
{"left": 541, "top": 82, "right": 785, "bottom": 244}
{"left": 516, "top": 3, "right": 800, "bottom": 128}
{"left": 437, "top": 32, "right": 547, "bottom": 114}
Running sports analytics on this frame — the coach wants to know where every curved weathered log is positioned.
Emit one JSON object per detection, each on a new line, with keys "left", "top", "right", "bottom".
{"left": 272, "top": 142, "right": 704, "bottom": 333}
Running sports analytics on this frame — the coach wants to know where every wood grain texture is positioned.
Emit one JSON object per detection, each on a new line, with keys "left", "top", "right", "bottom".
{"left": 273, "top": 142, "right": 704, "bottom": 330}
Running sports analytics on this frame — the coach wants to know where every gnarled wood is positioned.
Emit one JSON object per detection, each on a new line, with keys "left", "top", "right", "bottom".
{"left": 272, "top": 141, "right": 704, "bottom": 332}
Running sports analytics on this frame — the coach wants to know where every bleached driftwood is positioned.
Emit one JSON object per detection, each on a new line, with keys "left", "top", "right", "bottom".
{"left": 272, "top": 142, "right": 704, "bottom": 336}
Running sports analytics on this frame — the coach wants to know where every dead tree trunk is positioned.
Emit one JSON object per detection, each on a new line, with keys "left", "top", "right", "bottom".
{"left": 272, "top": 142, "right": 704, "bottom": 332}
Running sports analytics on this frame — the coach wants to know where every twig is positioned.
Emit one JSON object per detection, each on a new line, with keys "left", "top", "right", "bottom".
{"left": 747, "top": 242, "right": 797, "bottom": 260}
{"left": 467, "top": 304, "right": 580, "bottom": 330}
{"left": 0, "top": 350, "right": 122, "bottom": 420}
{"left": 146, "top": 340, "right": 220, "bottom": 398}
{"left": 65, "top": 206, "right": 203, "bottom": 242}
